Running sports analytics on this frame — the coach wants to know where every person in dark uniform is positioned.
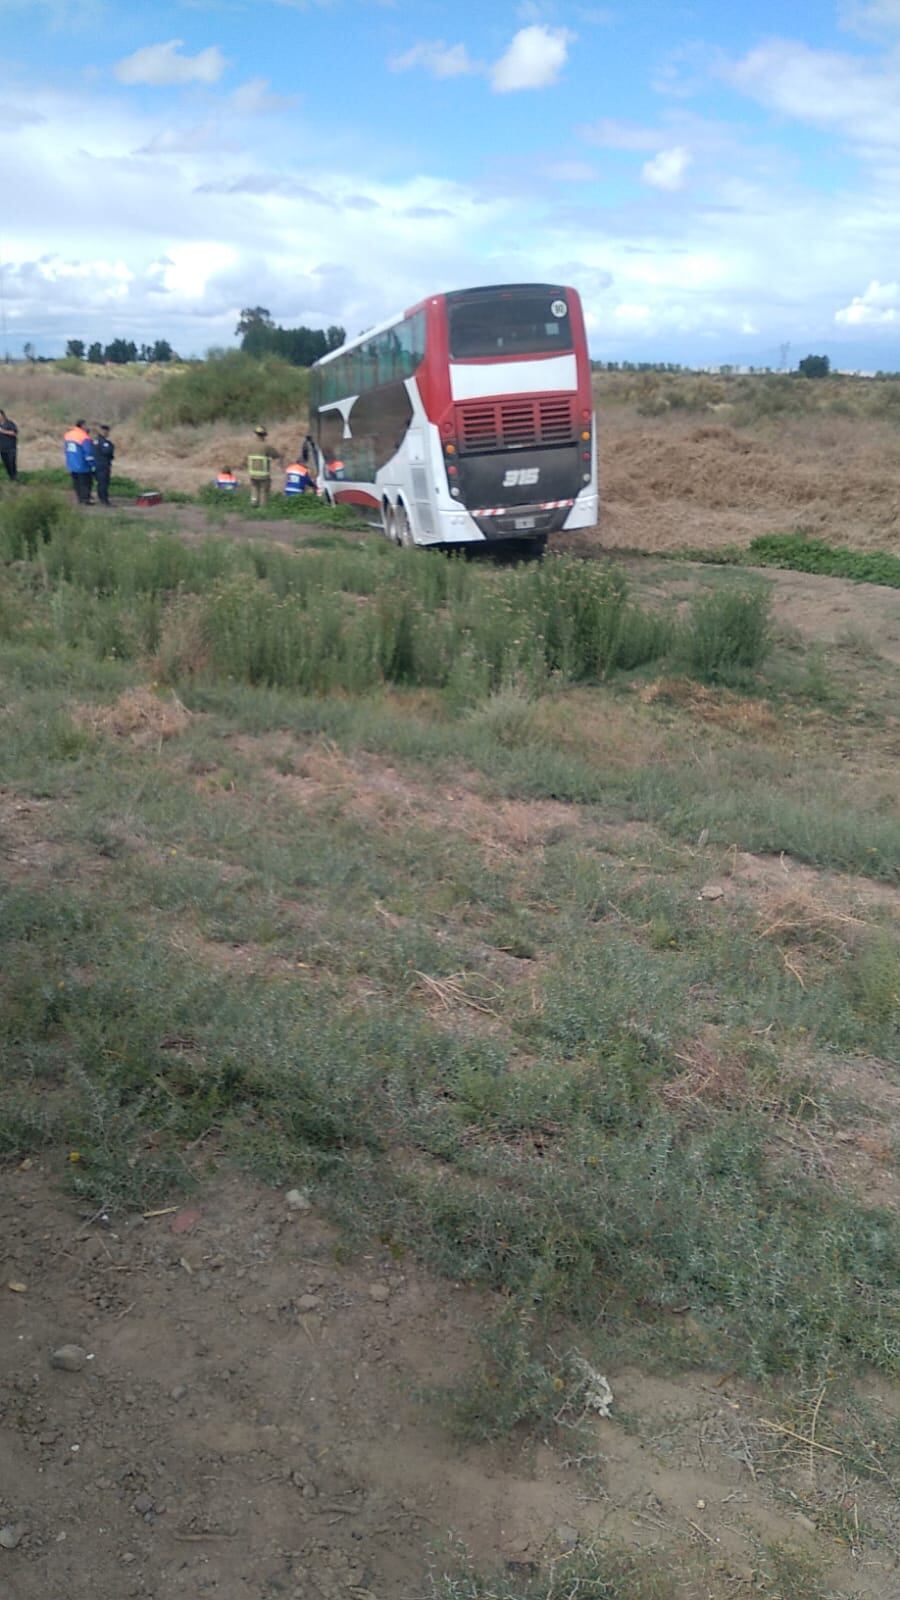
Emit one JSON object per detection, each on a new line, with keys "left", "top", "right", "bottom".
{"left": 0, "top": 409, "right": 18, "bottom": 479}
{"left": 93, "top": 423, "right": 115, "bottom": 505}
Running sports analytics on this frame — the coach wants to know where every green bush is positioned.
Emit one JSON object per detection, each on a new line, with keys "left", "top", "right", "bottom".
{"left": 143, "top": 350, "right": 309, "bottom": 427}
{"left": 678, "top": 583, "right": 772, "bottom": 682}
{"left": 196, "top": 481, "right": 367, "bottom": 527}
{"left": 0, "top": 487, "right": 72, "bottom": 560}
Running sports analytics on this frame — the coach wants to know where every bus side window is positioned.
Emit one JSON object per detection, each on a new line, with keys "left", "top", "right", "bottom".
{"left": 397, "top": 311, "right": 426, "bottom": 377}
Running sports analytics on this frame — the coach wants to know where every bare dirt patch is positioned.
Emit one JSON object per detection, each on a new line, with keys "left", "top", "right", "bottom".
{"left": 259, "top": 741, "right": 579, "bottom": 859}
{"left": 725, "top": 849, "right": 900, "bottom": 919}
{"left": 2, "top": 1169, "right": 895, "bottom": 1600}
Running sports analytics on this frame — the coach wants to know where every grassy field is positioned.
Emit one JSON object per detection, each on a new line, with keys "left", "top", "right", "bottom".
{"left": 3, "top": 359, "right": 900, "bottom": 564}
{"left": 1, "top": 476, "right": 898, "bottom": 1595}
{"left": 2, "top": 349, "right": 900, "bottom": 1594}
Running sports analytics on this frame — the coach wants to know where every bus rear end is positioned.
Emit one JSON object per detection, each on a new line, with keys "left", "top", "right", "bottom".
{"left": 421, "top": 283, "right": 597, "bottom": 549}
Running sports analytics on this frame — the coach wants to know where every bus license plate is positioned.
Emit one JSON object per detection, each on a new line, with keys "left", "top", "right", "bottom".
{"left": 514, "top": 516, "right": 535, "bottom": 530}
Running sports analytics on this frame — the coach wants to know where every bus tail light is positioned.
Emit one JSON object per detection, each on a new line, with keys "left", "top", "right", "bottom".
{"left": 581, "top": 408, "right": 592, "bottom": 421}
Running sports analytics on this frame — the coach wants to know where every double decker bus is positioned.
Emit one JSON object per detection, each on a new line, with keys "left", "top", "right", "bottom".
{"left": 308, "top": 283, "right": 597, "bottom": 554}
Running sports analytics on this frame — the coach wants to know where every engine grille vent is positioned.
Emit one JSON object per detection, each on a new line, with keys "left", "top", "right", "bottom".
{"left": 457, "top": 396, "right": 576, "bottom": 452}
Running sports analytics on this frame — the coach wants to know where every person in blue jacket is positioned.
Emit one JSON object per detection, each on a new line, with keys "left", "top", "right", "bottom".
{"left": 63, "top": 420, "right": 95, "bottom": 503}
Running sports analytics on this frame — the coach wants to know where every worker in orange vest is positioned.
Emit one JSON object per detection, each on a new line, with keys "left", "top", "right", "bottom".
{"left": 284, "top": 460, "right": 314, "bottom": 496}
{"left": 215, "top": 467, "right": 238, "bottom": 491}
{"left": 62, "top": 420, "right": 95, "bottom": 504}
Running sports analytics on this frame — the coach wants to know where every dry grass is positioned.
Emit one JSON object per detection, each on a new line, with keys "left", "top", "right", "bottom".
{"left": 265, "top": 740, "right": 576, "bottom": 858}
{"left": 639, "top": 676, "right": 779, "bottom": 733}
{"left": 3, "top": 363, "right": 308, "bottom": 493}
{"left": 77, "top": 685, "right": 193, "bottom": 745}
{"left": 755, "top": 888, "right": 869, "bottom": 953}
{"left": 661, "top": 1030, "right": 752, "bottom": 1112}
{"left": 587, "top": 406, "right": 900, "bottom": 554}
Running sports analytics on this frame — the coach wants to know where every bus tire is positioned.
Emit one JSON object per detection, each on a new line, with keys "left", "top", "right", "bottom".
{"left": 381, "top": 500, "right": 396, "bottom": 542}
{"left": 395, "top": 501, "right": 414, "bottom": 548}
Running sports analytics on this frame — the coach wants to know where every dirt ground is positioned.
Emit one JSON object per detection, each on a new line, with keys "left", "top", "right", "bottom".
{"left": 3, "top": 1167, "right": 897, "bottom": 1600}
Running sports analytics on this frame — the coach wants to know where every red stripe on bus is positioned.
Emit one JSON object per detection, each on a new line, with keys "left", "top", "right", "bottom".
{"left": 333, "top": 489, "right": 380, "bottom": 508}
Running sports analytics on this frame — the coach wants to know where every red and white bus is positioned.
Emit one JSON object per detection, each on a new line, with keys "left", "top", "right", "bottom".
{"left": 308, "top": 282, "right": 597, "bottom": 553}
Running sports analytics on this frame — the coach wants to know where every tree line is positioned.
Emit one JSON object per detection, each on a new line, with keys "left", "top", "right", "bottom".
{"left": 64, "top": 338, "right": 176, "bottom": 365}
{"left": 237, "top": 308, "right": 345, "bottom": 366}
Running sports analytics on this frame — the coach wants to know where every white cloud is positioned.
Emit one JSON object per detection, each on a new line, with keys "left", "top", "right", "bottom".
{"left": 642, "top": 146, "right": 691, "bottom": 190}
{"left": 231, "top": 77, "right": 297, "bottom": 114}
{"left": 134, "top": 123, "right": 225, "bottom": 156}
{"left": 8, "top": 59, "right": 900, "bottom": 364}
{"left": 836, "top": 279, "right": 900, "bottom": 324}
{"left": 490, "top": 25, "right": 572, "bottom": 93}
{"left": 841, "top": 0, "right": 900, "bottom": 34}
{"left": 613, "top": 302, "right": 652, "bottom": 326}
{"left": 389, "top": 40, "right": 478, "bottom": 79}
{"left": 727, "top": 38, "right": 900, "bottom": 148}
{"left": 579, "top": 117, "right": 660, "bottom": 150}
{"left": 115, "top": 39, "right": 227, "bottom": 88}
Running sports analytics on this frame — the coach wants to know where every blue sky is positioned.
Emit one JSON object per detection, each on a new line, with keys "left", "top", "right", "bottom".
{"left": 4, "top": 0, "right": 900, "bottom": 367}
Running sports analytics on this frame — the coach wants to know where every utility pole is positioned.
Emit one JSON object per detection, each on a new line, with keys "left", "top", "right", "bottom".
{"left": 778, "top": 341, "right": 791, "bottom": 372}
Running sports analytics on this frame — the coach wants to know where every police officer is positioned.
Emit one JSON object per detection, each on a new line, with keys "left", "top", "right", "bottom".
{"left": 93, "top": 423, "right": 115, "bottom": 505}
{"left": 0, "top": 409, "right": 18, "bottom": 480}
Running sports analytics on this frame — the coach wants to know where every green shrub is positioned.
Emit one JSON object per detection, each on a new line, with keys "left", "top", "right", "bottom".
{"left": 678, "top": 583, "right": 772, "bottom": 682}
{"left": 143, "top": 350, "right": 309, "bottom": 427}
{"left": 0, "top": 487, "right": 72, "bottom": 560}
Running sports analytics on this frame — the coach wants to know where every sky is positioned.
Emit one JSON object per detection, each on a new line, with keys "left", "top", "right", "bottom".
{"left": 4, "top": 0, "right": 900, "bottom": 368}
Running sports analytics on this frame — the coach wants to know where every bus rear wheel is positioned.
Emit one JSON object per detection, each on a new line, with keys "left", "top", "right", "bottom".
{"left": 394, "top": 502, "right": 414, "bottom": 548}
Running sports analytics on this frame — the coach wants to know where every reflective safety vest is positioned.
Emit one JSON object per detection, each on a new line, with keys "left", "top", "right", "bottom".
{"left": 325, "top": 459, "right": 345, "bottom": 479}
{"left": 63, "top": 425, "right": 94, "bottom": 474}
{"left": 247, "top": 452, "right": 271, "bottom": 479}
{"left": 215, "top": 473, "right": 238, "bottom": 491}
{"left": 284, "top": 462, "right": 310, "bottom": 495}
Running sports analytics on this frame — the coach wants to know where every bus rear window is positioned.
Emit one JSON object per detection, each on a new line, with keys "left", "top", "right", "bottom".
{"left": 448, "top": 293, "right": 572, "bottom": 359}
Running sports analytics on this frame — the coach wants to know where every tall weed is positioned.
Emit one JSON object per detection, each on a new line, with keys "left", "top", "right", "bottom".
{"left": 679, "top": 584, "right": 772, "bottom": 682}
